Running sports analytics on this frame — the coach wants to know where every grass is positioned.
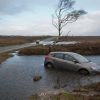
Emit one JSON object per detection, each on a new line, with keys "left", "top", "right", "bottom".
{"left": 0, "top": 36, "right": 50, "bottom": 46}
{"left": 63, "top": 42, "right": 100, "bottom": 55}
{"left": 0, "top": 53, "right": 13, "bottom": 64}
{"left": 29, "top": 83, "right": 100, "bottom": 100}
{"left": 73, "top": 82, "right": 100, "bottom": 100}
{"left": 49, "top": 92, "right": 83, "bottom": 100}
{"left": 18, "top": 45, "right": 49, "bottom": 55}
{"left": 84, "top": 82, "right": 100, "bottom": 92}
{"left": 29, "top": 92, "right": 87, "bottom": 100}
{"left": 58, "top": 36, "right": 100, "bottom": 42}
{"left": 18, "top": 41, "right": 100, "bottom": 55}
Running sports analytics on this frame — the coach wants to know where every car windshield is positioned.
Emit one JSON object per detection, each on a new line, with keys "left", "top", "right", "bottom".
{"left": 72, "top": 53, "right": 89, "bottom": 63}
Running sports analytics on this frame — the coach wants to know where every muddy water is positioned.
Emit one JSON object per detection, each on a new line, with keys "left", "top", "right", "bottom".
{"left": 0, "top": 54, "right": 100, "bottom": 100}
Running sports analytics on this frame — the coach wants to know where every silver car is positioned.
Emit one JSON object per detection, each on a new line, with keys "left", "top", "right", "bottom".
{"left": 44, "top": 52, "right": 100, "bottom": 75}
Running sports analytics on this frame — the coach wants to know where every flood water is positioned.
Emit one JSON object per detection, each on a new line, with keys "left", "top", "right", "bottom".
{"left": 0, "top": 54, "right": 100, "bottom": 100}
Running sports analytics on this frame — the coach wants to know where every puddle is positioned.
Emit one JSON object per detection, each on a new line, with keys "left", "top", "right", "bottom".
{"left": 0, "top": 54, "right": 100, "bottom": 100}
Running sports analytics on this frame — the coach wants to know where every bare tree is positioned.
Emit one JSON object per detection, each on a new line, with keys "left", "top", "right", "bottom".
{"left": 52, "top": 0, "right": 87, "bottom": 37}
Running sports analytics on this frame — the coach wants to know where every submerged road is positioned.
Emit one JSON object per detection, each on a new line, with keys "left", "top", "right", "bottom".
{"left": 0, "top": 37, "right": 56, "bottom": 53}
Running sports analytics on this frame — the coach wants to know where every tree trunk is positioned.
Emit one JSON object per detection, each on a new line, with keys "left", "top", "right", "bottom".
{"left": 59, "top": 29, "right": 61, "bottom": 37}
{"left": 58, "top": 22, "right": 61, "bottom": 41}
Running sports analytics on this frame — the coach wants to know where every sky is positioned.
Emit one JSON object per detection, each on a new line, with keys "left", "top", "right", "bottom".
{"left": 0, "top": 0, "right": 100, "bottom": 36}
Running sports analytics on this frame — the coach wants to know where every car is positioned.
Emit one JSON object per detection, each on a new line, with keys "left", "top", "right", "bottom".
{"left": 44, "top": 52, "right": 100, "bottom": 75}
{"left": 36, "top": 40, "right": 40, "bottom": 45}
{"left": 42, "top": 41, "right": 56, "bottom": 46}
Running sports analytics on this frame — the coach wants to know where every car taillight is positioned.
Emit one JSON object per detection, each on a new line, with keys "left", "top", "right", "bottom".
{"left": 45, "top": 55, "right": 49, "bottom": 61}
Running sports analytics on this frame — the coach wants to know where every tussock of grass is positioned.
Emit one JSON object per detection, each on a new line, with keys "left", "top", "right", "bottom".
{"left": 18, "top": 46, "right": 49, "bottom": 55}
{"left": 33, "top": 75, "right": 42, "bottom": 82}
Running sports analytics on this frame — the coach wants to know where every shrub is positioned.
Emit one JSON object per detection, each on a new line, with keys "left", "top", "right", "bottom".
{"left": 18, "top": 46, "right": 49, "bottom": 55}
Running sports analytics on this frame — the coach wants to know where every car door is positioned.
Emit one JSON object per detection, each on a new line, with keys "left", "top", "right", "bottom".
{"left": 62, "top": 54, "right": 80, "bottom": 71}
{"left": 53, "top": 53, "right": 65, "bottom": 68}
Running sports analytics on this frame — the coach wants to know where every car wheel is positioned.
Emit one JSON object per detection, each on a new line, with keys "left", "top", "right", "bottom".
{"left": 45, "top": 63, "right": 54, "bottom": 69}
{"left": 79, "top": 69, "right": 89, "bottom": 75}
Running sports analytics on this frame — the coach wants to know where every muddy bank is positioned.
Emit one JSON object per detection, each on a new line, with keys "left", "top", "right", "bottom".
{"left": 29, "top": 83, "right": 100, "bottom": 100}
{"left": 0, "top": 53, "right": 13, "bottom": 64}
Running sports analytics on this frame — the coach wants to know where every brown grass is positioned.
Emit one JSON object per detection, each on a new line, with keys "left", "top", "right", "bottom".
{"left": 84, "top": 83, "right": 100, "bottom": 92}
{"left": 18, "top": 41, "right": 100, "bottom": 55}
{"left": 63, "top": 42, "right": 100, "bottom": 55}
{"left": 29, "top": 90, "right": 100, "bottom": 100}
{"left": 73, "top": 83, "right": 100, "bottom": 100}
{"left": 0, "top": 36, "right": 50, "bottom": 46}
{"left": 0, "top": 53, "right": 13, "bottom": 64}
{"left": 18, "top": 45, "right": 49, "bottom": 55}
{"left": 58, "top": 36, "right": 100, "bottom": 42}
{"left": 29, "top": 92, "right": 86, "bottom": 100}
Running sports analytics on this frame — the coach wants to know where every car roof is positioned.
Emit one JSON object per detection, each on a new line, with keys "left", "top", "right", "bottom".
{"left": 50, "top": 52, "right": 78, "bottom": 56}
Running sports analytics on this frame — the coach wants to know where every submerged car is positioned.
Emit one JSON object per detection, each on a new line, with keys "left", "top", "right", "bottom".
{"left": 44, "top": 52, "right": 100, "bottom": 75}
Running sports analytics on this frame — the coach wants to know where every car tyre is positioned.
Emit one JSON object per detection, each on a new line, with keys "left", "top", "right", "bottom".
{"left": 45, "top": 63, "right": 54, "bottom": 69}
{"left": 79, "top": 69, "right": 89, "bottom": 75}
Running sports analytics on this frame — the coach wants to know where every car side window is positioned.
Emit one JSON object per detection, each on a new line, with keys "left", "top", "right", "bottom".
{"left": 54, "top": 53, "right": 64, "bottom": 59}
{"left": 64, "top": 54, "right": 76, "bottom": 62}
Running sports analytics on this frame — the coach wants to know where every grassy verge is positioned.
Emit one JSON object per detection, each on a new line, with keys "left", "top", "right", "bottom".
{"left": 84, "top": 82, "right": 100, "bottom": 92}
{"left": 29, "top": 92, "right": 84, "bottom": 100}
{"left": 29, "top": 83, "right": 100, "bottom": 100}
{"left": 29, "top": 91, "right": 96, "bottom": 100}
{"left": 18, "top": 45, "right": 49, "bottom": 55}
{"left": 73, "top": 82, "right": 100, "bottom": 100}
{"left": 18, "top": 42, "right": 100, "bottom": 55}
{"left": 0, "top": 53, "right": 13, "bottom": 64}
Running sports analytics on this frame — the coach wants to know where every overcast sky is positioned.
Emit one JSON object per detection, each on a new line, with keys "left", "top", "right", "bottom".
{"left": 0, "top": 0, "right": 100, "bottom": 36}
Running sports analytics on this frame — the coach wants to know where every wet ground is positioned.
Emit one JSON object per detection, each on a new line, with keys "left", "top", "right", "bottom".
{"left": 0, "top": 54, "right": 100, "bottom": 100}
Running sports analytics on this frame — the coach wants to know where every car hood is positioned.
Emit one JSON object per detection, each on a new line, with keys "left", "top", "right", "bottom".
{"left": 81, "top": 62, "right": 100, "bottom": 70}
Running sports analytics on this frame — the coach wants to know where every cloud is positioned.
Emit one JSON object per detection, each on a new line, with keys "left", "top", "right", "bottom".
{"left": 63, "top": 11, "right": 100, "bottom": 36}
{"left": 0, "top": 9, "right": 100, "bottom": 36}
{"left": 0, "top": 0, "right": 53, "bottom": 15}
{"left": 0, "top": 0, "right": 26, "bottom": 14}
